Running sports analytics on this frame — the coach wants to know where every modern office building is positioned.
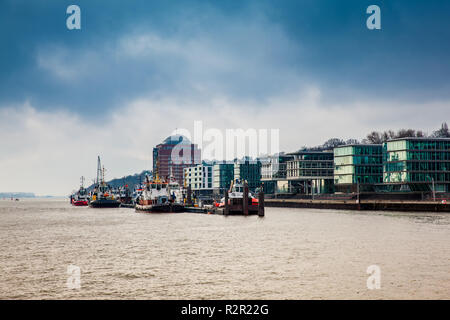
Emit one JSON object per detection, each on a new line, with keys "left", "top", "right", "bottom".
{"left": 261, "top": 153, "right": 293, "bottom": 194}
{"left": 183, "top": 162, "right": 213, "bottom": 196}
{"left": 286, "top": 150, "right": 334, "bottom": 194}
{"left": 383, "top": 138, "right": 450, "bottom": 193}
{"left": 212, "top": 162, "right": 235, "bottom": 195}
{"left": 233, "top": 158, "right": 262, "bottom": 191}
{"left": 153, "top": 134, "right": 201, "bottom": 184}
{"left": 334, "top": 144, "right": 383, "bottom": 193}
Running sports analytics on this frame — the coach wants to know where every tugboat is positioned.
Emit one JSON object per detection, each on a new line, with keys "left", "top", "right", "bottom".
{"left": 167, "top": 167, "right": 184, "bottom": 205}
{"left": 215, "top": 179, "right": 259, "bottom": 214}
{"left": 89, "top": 156, "right": 121, "bottom": 208}
{"left": 71, "top": 176, "right": 89, "bottom": 206}
{"left": 118, "top": 185, "right": 133, "bottom": 205}
{"left": 132, "top": 185, "right": 144, "bottom": 205}
{"left": 135, "top": 175, "right": 184, "bottom": 213}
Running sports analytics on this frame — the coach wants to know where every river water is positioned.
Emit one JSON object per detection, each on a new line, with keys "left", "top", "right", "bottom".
{"left": 0, "top": 199, "right": 449, "bottom": 299}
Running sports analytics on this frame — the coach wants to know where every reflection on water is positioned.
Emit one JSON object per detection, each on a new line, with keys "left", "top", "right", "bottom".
{"left": 0, "top": 199, "right": 449, "bottom": 299}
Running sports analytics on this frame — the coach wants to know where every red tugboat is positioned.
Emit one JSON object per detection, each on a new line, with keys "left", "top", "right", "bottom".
{"left": 71, "top": 176, "right": 89, "bottom": 206}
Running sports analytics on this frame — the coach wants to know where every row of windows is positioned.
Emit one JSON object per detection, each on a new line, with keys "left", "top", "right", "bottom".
{"left": 335, "top": 165, "right": 382, "bottom": 175}
{"left": 292, "top": 154, "right": 334, "bottom": 161}
{"left": 385, "top": 151, "right": 450, "bottom": 161}
{"left": 287, "top": 161, "right": 333, "bottom": 169}
{"left": 334, "top": 145, "right": 382, "bottom": 157}
{"left": 186, "top": 172, "right": 212, "bottom": 177}
{"left": 287, "top": 169, "right": 334, "bottom": 177}
{"left": 384, "top": 161, "right": 450, "bottom": 172}
{"left": 334, "top": 156, "right": 382, "bottom": 166}
{"left": 334, "top": 175, "right": 383, "bottom": 184}
{"left": 385, "top": 140, "right": 450, "bottom": 151}
{"left": 384, "top": 172, "right": 450, "bottom": 183}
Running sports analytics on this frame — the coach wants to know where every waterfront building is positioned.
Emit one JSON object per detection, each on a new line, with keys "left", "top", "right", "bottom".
{"left": 383, "top": 138, "right": 450, "bottom": 193}
{"left": 261, "top": 153, "right": 293, "bottom": 194}
{"left": 153, "top": 135, "right": 201, "bottom": 184}
{"left": 233, "top": 158, "right": 262, "bottom": 191}
{"left": 183, "top": 162, "right": 213, "bottom": 196}
{"left": 212, "top": 162, "right": 235, "bottom": 195}
{"left": 286, "top": 150, "right": 334, "bottom": 194}
{"left": 333, "top": 144, "right": 383, "bottom": 193}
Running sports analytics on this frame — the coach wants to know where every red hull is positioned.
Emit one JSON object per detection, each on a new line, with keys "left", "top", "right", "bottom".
{"left": 72, "top": 200, "right": 88, "bottom": 206}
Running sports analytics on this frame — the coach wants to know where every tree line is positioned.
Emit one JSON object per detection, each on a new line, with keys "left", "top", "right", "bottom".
{"left": 299, "top": 122, "right": 450, "bottom": 151}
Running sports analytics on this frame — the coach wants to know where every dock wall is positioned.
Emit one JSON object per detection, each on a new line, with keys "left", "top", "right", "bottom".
{"left": 265, "top": 199, "right": 450, "bottom": 212}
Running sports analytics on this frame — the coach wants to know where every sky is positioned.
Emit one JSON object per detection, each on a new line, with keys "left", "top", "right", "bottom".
{"left": 1, "top": 0, "right": 450, "bottom": 195}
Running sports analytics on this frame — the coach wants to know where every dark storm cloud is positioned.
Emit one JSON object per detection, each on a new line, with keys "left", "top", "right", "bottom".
{"left": 1, "top": 0, "right": 450, "bottom": 115}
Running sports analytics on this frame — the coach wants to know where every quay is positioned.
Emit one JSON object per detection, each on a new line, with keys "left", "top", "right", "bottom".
{"left": 264, "top": 199, "right": 450, "bottom": 212}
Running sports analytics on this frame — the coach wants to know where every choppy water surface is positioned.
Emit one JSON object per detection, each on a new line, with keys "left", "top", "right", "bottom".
{"left": 0, "top": 199, "right": 449, "bottom": 299}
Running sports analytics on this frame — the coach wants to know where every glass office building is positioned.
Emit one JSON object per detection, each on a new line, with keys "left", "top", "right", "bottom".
{"left": 213, "top": 159, "right": 262, "bottom": 195}
{"left": 286, "top": 151, "right": 334, "bottom": 194}
{"left": 334, "top": 144, "right": 383, "bottom": 193}
{"left": 233, "top": 159, "right": 262, "bottom": 191}
{"left": 261, "top": 154, "right": 293, "bottom": 194}
{"left": 383, "top": 138, "right": 450, "bottom": 192}
{"left": 212, "top": 162, "right": 234, "bottom": 195}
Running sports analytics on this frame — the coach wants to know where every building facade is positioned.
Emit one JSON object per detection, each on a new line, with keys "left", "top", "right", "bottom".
{"left": 334, "top": 144, "right": 383, "bottom": 193}
{"left": 286, "top": 151, "right": 334, "bottom": 194}
{"left": 152, "top": 135, "right": 201, "bottom": 184}
{"left": 183, "top": 162, "right": 213, "bottom": 196}
{"left": 261, "top": 154, "right": 293, "bottom": 194}
{"left": 233, "top": 158, "right": 262, "bottom": 191}
{"left": 212, "top": 162, "right": 235, "bottom": 195}
{"left": 383, "top": 138, "right": 450, "bottom": 193}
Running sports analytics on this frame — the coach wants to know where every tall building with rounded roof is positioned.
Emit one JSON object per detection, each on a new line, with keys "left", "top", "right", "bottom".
{"left": 153, "top": 134, "right": 201, "bottom": 183}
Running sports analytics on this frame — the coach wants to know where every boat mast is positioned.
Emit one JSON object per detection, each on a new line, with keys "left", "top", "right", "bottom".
{"left": 80, "top": 176, "right": 85, "bottom": 188}
{"left": 96, "top": 156, "right": 102, "bottom": 185}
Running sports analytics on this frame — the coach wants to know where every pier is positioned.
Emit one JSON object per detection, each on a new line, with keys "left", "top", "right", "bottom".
{"left": 181, "top": 181, "right": 265, "bottom": 216}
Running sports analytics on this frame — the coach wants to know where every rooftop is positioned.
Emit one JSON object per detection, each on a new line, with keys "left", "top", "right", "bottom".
{"left": 161, "top": 134, "right": 192, "bottom": 145}
{"left": 287, "top": 150, "right": 334, "bottom": 155}
{"left": 385, "top": 137, "right": 450, "bottom": 142}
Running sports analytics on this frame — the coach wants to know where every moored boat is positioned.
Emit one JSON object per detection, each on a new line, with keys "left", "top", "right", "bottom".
{"left": 89, "top": 156, "right": 121, "bottom": 208}
{"left": 71, "top": 177, "right": 89, "bottom": 206}
{"left": 118, "top": 185, "right": 133, "bottom": 204}
{"left": 135, "top": 176, "right": 184, "bottom": 213}
{"left": 215, "top": 179, "right": 259, "bottom": 214}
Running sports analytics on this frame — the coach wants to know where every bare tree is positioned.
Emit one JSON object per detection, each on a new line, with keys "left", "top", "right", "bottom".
{"left": 416, "top": 130, "right": 425, "bottom": 137}
{"left": 365, "top": 131, "right": 382, "bottom": 144}
{"left": 345, "top": 138, "right": 359, "bottom": 145}
{"left": 322, "top": 138, "right": 345, "bottom": 149}
{"left": 397, "top": 129, "right": 417, "bottom": 138}
{"left": 432, "top": 122, "right": 450, "bottom": 138}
